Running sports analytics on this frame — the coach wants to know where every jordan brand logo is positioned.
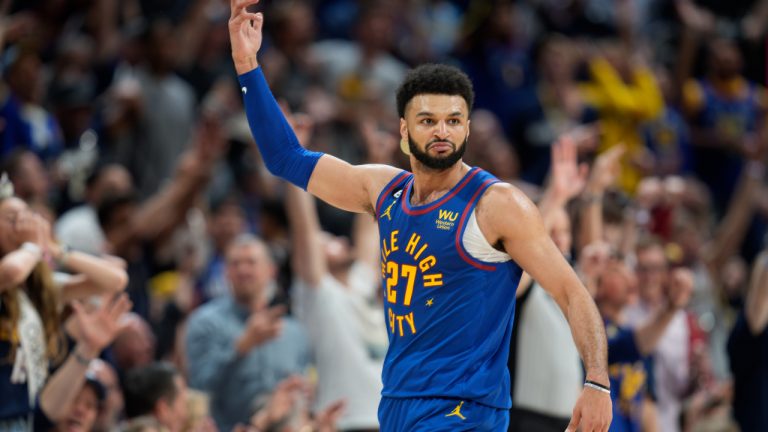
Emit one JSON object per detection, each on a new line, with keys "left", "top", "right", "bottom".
{"left": 446, "top": 401, "right": 466, "bottom": 420}
{"left": 380, "top": 201, "right": 396, "bottom": 221}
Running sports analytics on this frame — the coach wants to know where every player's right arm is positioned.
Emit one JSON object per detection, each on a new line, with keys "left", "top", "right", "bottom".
{"left": 229, "top": 0, "right": 399, "bottom": 214}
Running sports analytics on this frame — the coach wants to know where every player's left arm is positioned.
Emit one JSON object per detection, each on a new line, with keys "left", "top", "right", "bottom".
{"left": 477, "top": 183, "right": 612, "bottom": 432}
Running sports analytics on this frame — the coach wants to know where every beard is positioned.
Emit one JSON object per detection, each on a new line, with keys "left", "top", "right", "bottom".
{"left": 408, "top": 135, "right": 467, "bottom": 170}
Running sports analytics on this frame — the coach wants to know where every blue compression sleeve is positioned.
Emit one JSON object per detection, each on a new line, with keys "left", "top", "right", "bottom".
{"left": 238, "top": 67, "right": 323, "bottom": 190}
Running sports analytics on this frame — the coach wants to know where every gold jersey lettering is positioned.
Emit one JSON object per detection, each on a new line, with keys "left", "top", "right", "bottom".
{"left": 390, "top": 230, "right": 399, "bottom": 252}
{"left": 405, "top": 233, "right": 421, "bottom": 255}
{"left": 423, "top": 273, "right": 443, "bottom": 287}
{"left": 419, "top": 255, "right": 436, "bottom": 272}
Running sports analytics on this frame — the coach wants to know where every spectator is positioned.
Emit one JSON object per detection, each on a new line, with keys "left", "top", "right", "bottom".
{"left": 0, "top": 175, "right": 128, "bottom": 429}
{"left": 0, "top": 48, "right": 64, "bottom": 161}
{"left": 283, "top": 109, "right": 387, "bottom": 431}
{"left": 55, "top": 163, "right": 133, "bottom": 256}
{"left": 111, "top": 313, "right": 156, "bottom": 372}
{"left": 51, "top": 374, "right": 105, "bottom": 432}
{"left": 88, "top": 359, "right": 124, "bottom": 432}
{"left": 624, "top": 237, "right": 709, "bottom": 432}
{"left": 185, "top": 235, "right": 310, "bottom": 431}
{"left": 122, "top": 362, "right": 188, "bottom": 432}
{"left": 728, "top": 249, "right": 768, "bottom": 432}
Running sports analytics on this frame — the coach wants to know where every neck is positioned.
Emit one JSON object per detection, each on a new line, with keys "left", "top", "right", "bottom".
{"left": 598, "top": 302, "right": 623, "bottom": 324}
{"left": 409, "top": 162, "right": 470, "bottom": 206}
{"left": 330, "top": 267, "right": 350, "bottom": 286}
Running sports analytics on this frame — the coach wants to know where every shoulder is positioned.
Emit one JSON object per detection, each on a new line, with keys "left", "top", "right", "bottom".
{"left": 474, "top": 182, "right": 543, "bottom": 245}
{"left": 281, "top": 317, "right": 309, "bottom": 344}
{"left": 476, "top": 182, "right": 540, "bottom": 224}
{"left": 187, "top": 298, "right": 229, "bottom": 325}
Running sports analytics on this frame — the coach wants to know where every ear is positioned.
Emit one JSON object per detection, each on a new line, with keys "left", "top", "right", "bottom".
{"left": 399, "top": 118, "right": 408, "bottom": 141}
{"left": 154, "top": 399, "right": 170, "bottom": 425}
{"left": 466, "top": 119, "right": 471, "bottom": 140}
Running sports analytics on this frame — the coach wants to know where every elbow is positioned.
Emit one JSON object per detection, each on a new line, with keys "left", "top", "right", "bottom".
{"left": 39, "top": 395, "right": 68, "bottom": 423}
{"left": 112, "top": 270, "right": 129, "bottom": 292}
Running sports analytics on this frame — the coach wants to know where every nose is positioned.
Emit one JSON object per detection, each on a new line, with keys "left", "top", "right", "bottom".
{"left": 434, "top": 121, "right": 449, "bottom": 140}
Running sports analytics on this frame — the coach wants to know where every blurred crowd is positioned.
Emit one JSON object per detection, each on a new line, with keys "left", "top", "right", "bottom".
{"left": 0, "top": 0, "right": 767, "bottom": 431}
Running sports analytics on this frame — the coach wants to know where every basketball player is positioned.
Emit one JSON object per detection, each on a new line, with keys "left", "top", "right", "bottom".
{"left": 229, "top": 1, "right": 612, "bottom": 430}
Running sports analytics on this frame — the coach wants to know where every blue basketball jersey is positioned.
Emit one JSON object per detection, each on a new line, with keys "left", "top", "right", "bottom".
{"left": 374, "top": 167, "right": 523, "bottom": 409}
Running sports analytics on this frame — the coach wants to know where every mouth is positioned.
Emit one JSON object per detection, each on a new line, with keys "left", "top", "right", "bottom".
{"left": 427, "top": 141, "right": 454, "bottom": 152}
{"left": 65, "top": 418, "right": 84, "bottom": 432}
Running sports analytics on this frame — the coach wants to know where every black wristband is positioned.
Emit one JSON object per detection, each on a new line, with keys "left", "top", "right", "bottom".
{"left": 585, "top": 379, "right": 610, "bottom": 391}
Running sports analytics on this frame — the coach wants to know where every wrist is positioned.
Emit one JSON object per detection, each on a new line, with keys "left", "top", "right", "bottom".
{"left": 53, "top": 244, "right": 71, "bottom": 268}
{"left": 585, "top": 370, "right": 610, "bottom": 388}
{"left": 73, "top": 343, "right": 98, "bottom": 365}
{"left": 236, "top": 333, "right": 254, "bottom": 356}
{"left": 581, "top": 189, "right": 604, "bottom": 204}
{"left": 233, "top": 54, "right": 259, "bottom": 74}
{"left": 584, "top": 379, "right": 612, "bottom": 395}
{"left": 20, "top": 242, "right": 43, "bottom": 261}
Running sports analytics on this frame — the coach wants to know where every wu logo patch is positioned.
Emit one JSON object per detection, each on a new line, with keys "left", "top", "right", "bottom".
{"left": 435, "top": 209, "right": 459, "bottom": 231}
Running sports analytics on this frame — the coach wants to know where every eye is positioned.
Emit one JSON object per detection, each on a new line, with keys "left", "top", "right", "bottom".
{"left": 420, "top": 118, "right": 434, "bottom": 125}
{"left": 447, "top": 119, "right": 461, "bottom": 125}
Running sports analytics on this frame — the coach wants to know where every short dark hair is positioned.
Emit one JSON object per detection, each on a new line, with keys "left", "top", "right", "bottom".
{"left": 396, "top": 64, "right": 475, "bottom": 118}
{"left": 97, "top": 191, "right": 139, "bottom": 229}
{"left": 123, "top": 362, "right": 180, "bottom": 418}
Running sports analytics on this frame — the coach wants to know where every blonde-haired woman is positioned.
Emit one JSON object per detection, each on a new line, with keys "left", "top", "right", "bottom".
{"left": 0, "top": 174, "right": 130, "bottom": 430}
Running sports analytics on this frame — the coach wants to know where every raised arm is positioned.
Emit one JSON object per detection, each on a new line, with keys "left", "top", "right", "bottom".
{"left": 229, "top": 0, "right": 400, "bottom": 214}
{"left": 108, "top": 117, "right": 223, "bottom": 253}
{"left": 516, "top": 135, "right": 587, "bottom": 297}
{"left": 477, "top": 184, "right": 611, "bottom": 432}
{"left": 286, "top": 184, "right": 326, "bottom": 287}
{"left": 40, "top": 294, "right": 131, "bottom": 422}
{"left": 745, "top": 251, "right": 768, "bottom": 334}
{"left": 633, "top": 268, "right": 693, "bottom": 355}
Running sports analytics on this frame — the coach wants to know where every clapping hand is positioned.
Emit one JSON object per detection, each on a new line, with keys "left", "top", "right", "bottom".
{"left": 69, "top": 294, "right": 132, "bottom": 359}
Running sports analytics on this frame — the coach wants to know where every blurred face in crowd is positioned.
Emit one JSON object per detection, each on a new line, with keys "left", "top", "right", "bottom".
{"left": 89, "top": 360, "right": 123, "bottom": 432}
{"left": 225, "top": 240, "right": 276, "bottom": 305}
{"left": 0, "top": 197, "right": 28, "bottom": 255}
{"left": 539, "top": 37, "right": 575, "bottom": 82}
{"left": 549, "top": 207, "right": 572, "bottom": 256}
{"left": 146, "top": 19, "right": 178, "bottom": 74}
{"left": 88, "top": 166, "right": 133, "bottom": 206}
{"left": 209, "top": 201, "right": 246, "bottom": 252}
{"left": 58, "top": 383, "right": 100, "bottom": 432}
{"left": 273, "top": 0, "right": 316, "bottom": 48}
{"left": 708, "top": 38, "right": 742, "bottom": 80}
{"left": 112, "top": 313, "right": 156, "bottom": 370}
{"left": 156, "top": 375, "right": 188, "bottom": 432}
{"left": 9, "top": 152, "right": 49, "bottom": 202}
{"left": 597, "top": 260, "right": 637, "bottom": 311}
{"left": 635, "top": 244, "right": 668, "bottom": 306}
{"left": 356, "top": 7, "right": 395, "bottom": 53}
{"left": 8, "top": 53, "right": 44, "bottom": 103}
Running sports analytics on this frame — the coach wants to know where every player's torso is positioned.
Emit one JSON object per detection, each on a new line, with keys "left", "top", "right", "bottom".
{"left": 374, "top": 168, "right": 520, "bottom": 387}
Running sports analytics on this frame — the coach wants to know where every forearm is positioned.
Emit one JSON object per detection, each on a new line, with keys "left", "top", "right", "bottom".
{"left": 0, "top": 244, "right": 43, "bottom": 292}
{"left": 238, "top": 67, "right": 323, "bottom": 190}
{"left": 39, "top": 343, "right": 97, "bottom": 422}
{"left": 58, "top": 249, "right": 128, "bottom": 294}
{"left": 634, "top": 305, "right": 677, "bottom": 356}
{"left": 578, "top": 191, "right": 603, "bottom": 251}
{"left": 704, "top": 161, "right": 762, "bottom": 270}
{"left": 746, "top": 252, "right": 768, "bottom": 334}
{"left": 566, "top": 287, "right": 609, "bottom": 384}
